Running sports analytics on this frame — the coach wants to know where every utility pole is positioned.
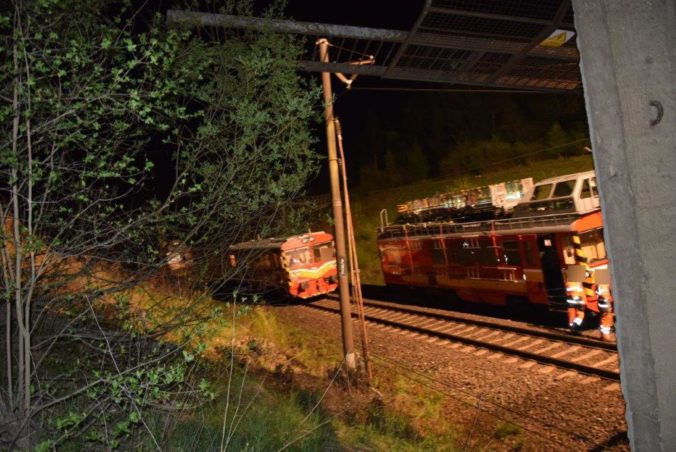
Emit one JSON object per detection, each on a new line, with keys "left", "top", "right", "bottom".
{"left": 317, "top": 38, "right": 356, "bottom": 370}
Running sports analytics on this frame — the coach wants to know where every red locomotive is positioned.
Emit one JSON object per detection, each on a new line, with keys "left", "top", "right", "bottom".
{"left": 226, "top": 231, "right": 338, "bottom": 299}
{"left": 377, "top": 171, "right": 610, "bottom": 316}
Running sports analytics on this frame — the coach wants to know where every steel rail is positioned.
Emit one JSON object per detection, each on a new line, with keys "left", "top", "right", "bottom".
{"left": 328, "top": 294, "right": 617, "bottom": 351}
{"left": 309, "top": 299, "right": 620, "bottom": 381}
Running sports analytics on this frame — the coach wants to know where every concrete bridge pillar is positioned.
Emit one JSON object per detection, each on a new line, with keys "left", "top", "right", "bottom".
{"left": 572, "top": 1, "right": 676, "bottom": 450}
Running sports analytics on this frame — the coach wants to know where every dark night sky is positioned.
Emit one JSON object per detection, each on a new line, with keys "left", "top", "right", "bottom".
{"left": 284, "top": 1, "right": 420, "bottom": 30}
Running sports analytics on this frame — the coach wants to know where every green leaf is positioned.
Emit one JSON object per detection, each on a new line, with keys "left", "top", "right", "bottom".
{"left": 182, "top": 350, "right": 194, "bottom": 363}
{"left": 123, "top": 38, "right": 136, "bottom": 52}
{"left": 35, "top": 440, "right": 53, "bottom": 452}
{"left": 129, "top": 411, "right": 141, "bottom": 424}
{"left": 114, "top": 419, "right": 130, "bottom": 437}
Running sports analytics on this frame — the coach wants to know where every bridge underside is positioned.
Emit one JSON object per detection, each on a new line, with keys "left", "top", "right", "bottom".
{"left": 169, "top": 0, "right": 579, "bottom": 93}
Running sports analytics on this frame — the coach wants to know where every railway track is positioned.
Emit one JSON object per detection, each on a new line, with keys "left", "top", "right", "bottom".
{"left": 307, "top": 296, "right": 620, "bottom": 381}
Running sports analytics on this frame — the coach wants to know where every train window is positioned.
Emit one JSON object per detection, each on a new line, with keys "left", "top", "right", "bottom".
{"left": 531, "top": 184, "right": 553, "bottom": 201}
{"left": 580, "top": 178, "right": 597, "bottom": 199}
{"left": 381, "top": 247, "right": 403, "bottom": 265}
{"left": 559, "top": 236, "right": 577, "bottom": 265}
{"left": 581, "top": 230, "right": 607, "bottom": 261}
{"left": 461, "top": 237, "right": 480, "bottom": 249}
{"left": 478, "top": 246, "right": 498, "bottom": 265}
{"left": 476, "top": 238, "right": 497, "bottom": 265}
{"left": 456, "top": 249, "right": 475, "bottom": 266}
{"left": 502, "top": 240, "right": 521, "bottom": 266}
{"left": 451, "top": 240, "right": 476, "bottom": 266}
{"left": 260, "top": 253, "right": 280, "bottom": 270}
{"left": 287, "top": 247, "right": 311, "bottom": 268}
{"left": 445, "top": 241, "right": 458, "bottom": 264}
{"left": 553, "top": 180, "right": 576, "bottom": 197}
{"left": 313, "top": 244, "right": 335, "bottom": 262}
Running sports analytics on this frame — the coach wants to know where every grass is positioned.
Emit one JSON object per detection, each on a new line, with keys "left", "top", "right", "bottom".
{"left": 334, "top": 419, "right": 458, "bottom": 451}
{"left": 332, "top": 378, "right": 459, "bottom": 451}
{"left": 38, "top": 262, "right": 347, "bottom": 450}
{"left": 144, "top": 300, "right": 464, "bottom": 451}
{"left": 350, "top": 155, "right": 595, "bottom": 284}
{"left": 40, "top": 266, "right": 529, "bottom": 451}
{"left": 494, "top": 421, "right": 522, "bottom": 440}
{"left": 171, "top": 300, "right": 468, "bottom": 451}
{"left": 152, "top": 368, "right": 340, "bottom": 451}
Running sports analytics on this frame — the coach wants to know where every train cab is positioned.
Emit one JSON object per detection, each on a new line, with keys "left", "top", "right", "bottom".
{"left": 512, "top": 170, "right": 600, "bottom": 218}
{"left": 227, "top": 231, "right": 338, "bottom": 299}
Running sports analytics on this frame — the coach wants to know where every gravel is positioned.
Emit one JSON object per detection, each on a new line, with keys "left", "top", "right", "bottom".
{"left": 270, "top": 303, "right": 629, "bottom": 451}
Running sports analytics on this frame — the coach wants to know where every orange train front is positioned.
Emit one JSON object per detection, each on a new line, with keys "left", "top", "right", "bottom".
{"left": 227, "top": 231, "right": 338, "bottom": 299}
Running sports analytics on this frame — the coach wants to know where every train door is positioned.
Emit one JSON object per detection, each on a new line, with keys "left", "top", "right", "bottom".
{"left": 537, "top": 234, "right": 567, "bottom": 311}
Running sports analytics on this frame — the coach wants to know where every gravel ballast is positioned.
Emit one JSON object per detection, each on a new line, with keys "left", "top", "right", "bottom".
{"left": 271, "top": 303, "right": 629, "bottom": 450}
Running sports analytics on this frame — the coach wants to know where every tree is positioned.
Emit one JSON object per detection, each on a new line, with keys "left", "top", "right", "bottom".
{"left": 544, "top": 121, "right": 571, "bottom": 158}
{"left": 401, "top": 142, "right": 429, "bottom": 183}
{"left": 1, "top": 0, "right": 320, "bottom": 448}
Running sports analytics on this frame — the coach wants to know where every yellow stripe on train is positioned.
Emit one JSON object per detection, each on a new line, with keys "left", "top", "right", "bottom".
{"left": 290, "top": 261, "right": 337, "bottom": 279}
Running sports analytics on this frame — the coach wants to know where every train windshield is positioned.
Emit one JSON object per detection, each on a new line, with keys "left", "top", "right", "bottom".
{"left": 581, "top": 230, "right": 607, "bottom": 262}
{"left": 530, "top": 180, "right": 576, "bottom": 201}
{"left": 519, "top": 179, "right": 577, "bottom": 214}
{"left": 531, "top": 184, "right": 553, "bottom": 200}
{"left": 553, "top": 180, "right": 576, "bottom": 197}
{"left": 560, "top": 229, "right": 607, "bottom": 264}
{"left": 580, "top": 177, "right": 597, "bottom": 198}
{"left": 287, "top": 247, "right": 311, "bottom": 268}
{"left": 313, "top": 242, "right": 335, "bottom": 263}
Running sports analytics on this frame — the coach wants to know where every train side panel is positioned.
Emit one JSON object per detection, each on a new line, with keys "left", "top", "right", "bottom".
{"left": 379, "top": 232, "right": 548, "bottom": 306}
{"left": 378, "top": 222, "right": 606, "bottom": 310}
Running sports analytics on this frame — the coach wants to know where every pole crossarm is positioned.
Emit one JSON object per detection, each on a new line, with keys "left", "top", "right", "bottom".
{"left": 167, "top": 10, "right": 407, "bottom": 41}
